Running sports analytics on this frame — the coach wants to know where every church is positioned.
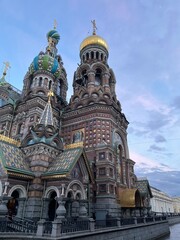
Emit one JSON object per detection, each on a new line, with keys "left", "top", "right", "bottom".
{"left": 0, "top": 22, "right": 152, "bottom": 222}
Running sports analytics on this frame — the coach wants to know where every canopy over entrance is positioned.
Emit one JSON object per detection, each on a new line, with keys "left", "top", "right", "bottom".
{"left": 117, "top": 188, "right": 141, "bottom": 208}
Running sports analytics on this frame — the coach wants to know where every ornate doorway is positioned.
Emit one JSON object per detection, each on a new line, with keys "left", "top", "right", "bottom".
{"left": 7, "top": 190, "right": 19, "bottom": 219}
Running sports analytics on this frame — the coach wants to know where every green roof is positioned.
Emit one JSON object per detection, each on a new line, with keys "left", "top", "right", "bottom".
{"left": 0, "top": 141, "right": 34, "bottom": 176}
{"left": 43, "top": 147, "right": 84, "bottom": 176}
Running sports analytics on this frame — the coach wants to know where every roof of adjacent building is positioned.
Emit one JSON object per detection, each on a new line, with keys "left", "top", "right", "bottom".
{"left": 135, "top": 179, "right": 153, "bottom": 198}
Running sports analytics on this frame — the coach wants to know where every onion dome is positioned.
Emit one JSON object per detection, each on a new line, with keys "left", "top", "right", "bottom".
{"left": 47, "top": 29, "right": 60, "bottom": 43}
{"left": 28, "top": 52, "right": 61, "bottom": 78}
{"left": 80, "top": 34, "right": 108, "bottom": 52}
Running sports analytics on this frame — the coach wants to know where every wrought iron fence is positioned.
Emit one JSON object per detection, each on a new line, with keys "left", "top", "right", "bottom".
{"left": 121, "top": 218, "right": 135, "bottom": 225}
{"left": 61, "top": 219, "right": 90, "bottom": 233}
{"left": 95, "top": 219, "right": 118, "bottom": 229}
{"left": 43, "top": 221, "right": 52, "bottom": 235}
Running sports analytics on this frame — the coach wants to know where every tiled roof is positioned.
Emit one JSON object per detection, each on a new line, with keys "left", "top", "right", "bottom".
{"left": 0, "top": 141, "right": 33, "bottom": 176}
{"left": 43, "top": 147, "right": 83, "bottom": 176}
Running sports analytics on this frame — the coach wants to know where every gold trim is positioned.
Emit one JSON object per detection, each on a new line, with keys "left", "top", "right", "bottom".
{"left": 8, "top": 171, "right": 34, "bottom": 179}
{"left": 0, "top": 134, "right": 21, "bottom": 146}
{"left": 42, "top": 174, "right": 67, "bottom": 179}
{"left": 64, "top": 142, "right": 84, "bottom": 149}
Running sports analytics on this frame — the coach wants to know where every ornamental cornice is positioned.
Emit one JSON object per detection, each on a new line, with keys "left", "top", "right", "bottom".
{"left": 22, "top": 143, "right": 60, "bottom": 158}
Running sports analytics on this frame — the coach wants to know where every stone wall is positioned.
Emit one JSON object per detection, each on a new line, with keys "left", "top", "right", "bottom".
{"left": 0, "top": 220, "right": 170, "bottom": 240}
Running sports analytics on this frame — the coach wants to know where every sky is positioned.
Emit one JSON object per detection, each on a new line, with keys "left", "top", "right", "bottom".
{"left": 0, "top": 0, "right": 180, "bottom": 196}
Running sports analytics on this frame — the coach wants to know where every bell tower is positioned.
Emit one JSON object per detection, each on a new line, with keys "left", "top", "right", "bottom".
{"left": 62, "top": 21, "right": 137, "bottom": 219}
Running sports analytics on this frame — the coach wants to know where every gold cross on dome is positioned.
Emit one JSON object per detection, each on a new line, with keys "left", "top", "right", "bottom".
{"left": 47, "top": 89, "right": 54, "bottom": 102}
{"left": 91, "top": 20, "right": 97, "bottom": 35}
{"left": 54, "top": 19, "right": 57, "bottom": 29}
{"left": 3, "top": 61, "right": 11, "bottom": 75}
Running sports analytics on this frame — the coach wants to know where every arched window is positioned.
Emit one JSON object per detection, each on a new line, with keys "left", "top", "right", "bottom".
{"left": 39, "top": 77, "right": 43, "bottom": 87}
{"left": 96, "top": 52, "right": 99, "bottom": 60}
{"left": 91, "top": 51, "right": 94, "bottom": 59}
{"left": 95, "top": 68, "right": 102, "bottom": 86}
{"left": 101, "top": 53, "right": 103, "bottom": 61}
{"left": 49, "top": 80, "right": 52, "bottom": 90}
{"left": 17, "top": 123, "right": 23, "bottom": 135}
{"left": 57, "top": 80, "right": 61, "bottom": 95}
{"left": 86, "top": 52, "right": 89, "bottom": 60}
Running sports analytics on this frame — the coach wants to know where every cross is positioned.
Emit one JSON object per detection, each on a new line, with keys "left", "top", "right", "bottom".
{"left": 47, "top": 89, "right": 54, "bottom": 102}
{"left": 91, "top": 20, "right": 97, "bottom": 35}
{"left": 54, "top": 19, "right": 57, "bottom": 29}
{"left": 3, "top": 61, "right": 11, "bottom": 75}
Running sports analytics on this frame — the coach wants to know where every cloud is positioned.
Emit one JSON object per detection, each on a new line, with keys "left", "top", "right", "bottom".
{"left": 154, "top": 135, "right": 166, "bottom": 143}
{"left": 136, "top": 94, "right": 170, "bottom": 114}
{"left": 172, "top": 96, "right": 180, "bottom": 110}
{"left": 131, "top": 151, "right": 174, "bottom": 173}
{"left": 136, "top": 169, "right": 180, "bottom": 196}
{"left": 148, "top": 144, "right": 166, "bottom": 152}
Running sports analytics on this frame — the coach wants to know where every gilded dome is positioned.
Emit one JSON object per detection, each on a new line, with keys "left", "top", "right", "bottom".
{"left": 80, "top": 34, "right": 108, "bottom": 51}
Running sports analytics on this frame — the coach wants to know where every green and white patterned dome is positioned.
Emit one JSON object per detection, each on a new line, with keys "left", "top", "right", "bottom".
{"left": 28, "top": 52, "right": 61, "bottom": 78}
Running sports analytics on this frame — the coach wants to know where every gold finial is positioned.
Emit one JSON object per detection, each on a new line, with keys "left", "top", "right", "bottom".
{"left": 47, "top": 89, "right": 54, "bottom": 102}
{"left": 91, "top": 20, "right": 97, "bottom": 35}
{"left": 54, "top": 19, "right": 57, "bottom": 29}
{"left": 3, "top": 61, "right": 11, "bottom": 75}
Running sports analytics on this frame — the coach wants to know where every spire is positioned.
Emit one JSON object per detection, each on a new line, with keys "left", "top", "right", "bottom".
{"left": 39, "top": 90, "right": 54, "bottom": 126}
{"left": 0, "top": 62, "right": 11, "bottom": 86}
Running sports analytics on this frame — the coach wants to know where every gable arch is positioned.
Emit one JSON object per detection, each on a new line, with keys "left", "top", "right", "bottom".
{"left": 112, "top": 130, "right": 129, "bottom": 159}
{"left": 44, "top": 186, "right": 60, "bottom": 198}
{"left": 8, "top": 185, "right": 27, "bottom": 198}
{"left": 91, "top": 62, "right": 108, "bottom": 72}
{"left": 65, "top": 180, "right": 86, "bottom": 200}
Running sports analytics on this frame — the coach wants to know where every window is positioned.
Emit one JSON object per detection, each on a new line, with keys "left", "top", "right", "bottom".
{"left": 99, "top": 167, "right": 106, "bottom": 176}
{"left": 39, "top": 77, "right": 43, "bottom": 86}
{"left": 109, "top": 168, "right": 113, "bottom": 177}
{"left": 99, "top": 152, "right": 105, "bottom": 160}
{"left": 99, "top": 184, "right": 106, "bottom": 193}
{"left": 109, "top": 152, "right": 112, "bottom": 161}
{"left": 109, "top": 185, "right": 114, "bottom": 194}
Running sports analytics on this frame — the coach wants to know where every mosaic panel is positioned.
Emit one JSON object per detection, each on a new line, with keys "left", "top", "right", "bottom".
{"left": 0, "top": 141, "right": 31, "bottom": 172}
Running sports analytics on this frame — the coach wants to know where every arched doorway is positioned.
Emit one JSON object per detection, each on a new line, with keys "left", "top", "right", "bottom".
{"left": 7, "top": 190, "right": 19, "bottom": 219}
{"left": 48, "top": 191, "right": 58, "bottom": 221}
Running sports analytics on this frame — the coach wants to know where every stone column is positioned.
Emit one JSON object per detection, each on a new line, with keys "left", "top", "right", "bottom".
{"left": 87, "top": 70, "right": 95, "bottom": 94}
{"left": 16, "top": 198, "right": 26, "bottom": 219}
{"left": 0, "top": 196, "right": 10, "bottom": 219}
{"left": 102, "top": 72, "right": 110, "bottom": 93}
{"left": 41, "top": 198, "right": 50, "bottom": 220}
{"left": 55, "top": 197, "right": 66, "bottom": 219}
{"left": 79, "top": 200, "right": 88, "bottom": 218}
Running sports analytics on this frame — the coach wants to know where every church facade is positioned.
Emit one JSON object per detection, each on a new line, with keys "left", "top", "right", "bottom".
{"left": 0, "top": 24, "right": 152, "bottom": 221}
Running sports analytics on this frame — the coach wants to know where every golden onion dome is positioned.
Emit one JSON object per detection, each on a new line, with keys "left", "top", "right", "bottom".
{"left": 80, "top": 34, "right": 108, "bottom": 51}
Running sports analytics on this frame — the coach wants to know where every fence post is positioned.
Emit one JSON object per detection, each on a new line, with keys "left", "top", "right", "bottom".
{"left": 143, "top": 217, "right": 146, "bottom": 224}
{"left": 51, "top": 219, "right": 62, "bottom": 238}
{"left": 117, "top": 218, "right": 121, "bottom": 227}
{"left": 89, "top": 218, "right": 95, "bottom": 232}
{"left": 36, "top": 219, "right": 45, "bottom": 236}
{"left": 134, "top": 217, "right": 137, "bottom": 225}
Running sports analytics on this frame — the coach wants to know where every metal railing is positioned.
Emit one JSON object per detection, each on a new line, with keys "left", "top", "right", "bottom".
{"left": 61, "top": 219, "right": 90, "bottom": 233}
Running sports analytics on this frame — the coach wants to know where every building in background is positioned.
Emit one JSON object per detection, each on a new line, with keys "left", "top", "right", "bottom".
{"left": 150, "top": 186, "right": 174, "bottom": 215}
{"left": 0, "top": 23, "right": 152, "bottom": 221}
{"left": 172, "top": 197, "right": 180, "bottom": 214}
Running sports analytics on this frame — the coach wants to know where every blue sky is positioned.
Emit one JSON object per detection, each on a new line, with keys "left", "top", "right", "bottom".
{"left": 0, "top": 0, "right": 180, "bottom": 196}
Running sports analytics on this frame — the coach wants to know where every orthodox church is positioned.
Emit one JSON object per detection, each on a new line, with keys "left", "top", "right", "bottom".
{"left": 0, "top": 22, "right": 152, "bottom": 221}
